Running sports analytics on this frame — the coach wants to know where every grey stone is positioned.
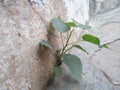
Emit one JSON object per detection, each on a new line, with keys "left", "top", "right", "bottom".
{"left": 0, "top": 0, "right": 120, "bottom": 90}
{"left": 90, "top": 0, "right": 120, "bottom": 17}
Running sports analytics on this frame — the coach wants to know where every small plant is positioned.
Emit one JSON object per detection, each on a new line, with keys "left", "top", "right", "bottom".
{"left": 40, "top": 17, "right": 107, "bottom": 82}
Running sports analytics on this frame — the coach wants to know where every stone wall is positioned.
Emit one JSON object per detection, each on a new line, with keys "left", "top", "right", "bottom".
{"left": 0, "top": 0, "right": 120, "bottom": 90}
{"left": 0, "top": 0, "right": 66, "bottom": 90}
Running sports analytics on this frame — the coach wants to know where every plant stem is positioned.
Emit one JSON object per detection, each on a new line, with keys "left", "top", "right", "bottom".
{"left": 60, "top": 32, "right": 64, "bottom": 48}
{"left": 68, "top": 40, "right": 81, "bottom": 46}
{"left": 60, "top": 29, "right": 74, "bottom": 56}
{"left": 68, "top": 30, "right": 83, "bottom": 46}
{"left": 56, "top": 29, "right": 74, "bottom": 66}
{"left": 64, "top": 30, "right": 84, "bottom": 53}
{"left": 64, "top": 45, "right": 74, "bottom": 54}
{"left": 67, "top": 31, "right": 69, "bottom": 39}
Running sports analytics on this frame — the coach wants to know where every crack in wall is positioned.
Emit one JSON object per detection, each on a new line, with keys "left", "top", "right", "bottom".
{"left": 90, "top": 0, "right": 120, "bottom": 17}
{"left": 28, "top": 0, "right": 45, "bottom": 6}
{"left": 101, "top": 70, "right": 120, "bottom": 86}
{"left": 90, "top": 38, "right": 120, "bottom": 58}
{"left": 88, "top": 63, "right": 120, "bottom": 87}
{"left": 0, "top": 0, "right": 4, "bottom": 4}
{"left": 0, "top": 0, "right": 17, "bottom": 6}
{"left": 89, "top": 38, "right": 120, "bottom": 86}
{"left": 32, "top": 7, "right": 48, "bottom": 28}
{"left": 27, "top": 0, "right": 48, "bottom": 28}
{"left": 28, "top": 0, "right": 32, "bottom": 5}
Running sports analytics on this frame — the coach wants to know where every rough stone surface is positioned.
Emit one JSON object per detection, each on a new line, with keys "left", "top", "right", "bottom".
{"left": 0, "top": 0, "right": 66, "bottom": 90}
{"left": 0, "top": 0, "right": 120, "bottom": 90}
{"left": 81, "top": 0, "right": 120, "bottom": 90}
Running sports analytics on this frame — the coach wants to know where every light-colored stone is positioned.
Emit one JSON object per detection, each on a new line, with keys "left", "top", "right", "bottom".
{"left": 0, "top": 0, "right": 120, "bottom": 90}
{"left": 83, "top": 0, "right": 120, "bottom": 89}
{"left": 63, "top": 0, "right": 89, "bottom": 23}
{"left": 90, "top": 40, "right": 120, "bottom": 85}
{"left": 0, "top": 0, "right": 67, "bottom": 90}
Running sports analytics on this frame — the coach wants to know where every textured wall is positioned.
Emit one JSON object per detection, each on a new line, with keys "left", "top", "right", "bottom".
{"left": 0, "top": 0, "right": 120, "bottom": 90}
{"left": 80, "top": 0, "right": 120, "bottom": 90}
{"left": 0, "top": 0, "right": 66, "bottom": 90}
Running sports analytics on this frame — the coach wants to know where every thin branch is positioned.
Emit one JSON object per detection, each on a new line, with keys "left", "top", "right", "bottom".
{"left": 60, "top": 29, "right": 74, "bottom": 56}
{"left": 67, "top": 31, "right": 69, "bottom": 39}
{"left": 68, "top": 29, "right": 84, "bottom": 46}
{"left": 64, "top": 29, "right": 85, "bottom": 53}
{"left": 68, "top": 39, "right": 83, "bottom": 46}
{"left": 64, "top": 45, "right": 74, "bottom": 54}
{"left": 60, "top": 32, "right": 64, "bottom": 48}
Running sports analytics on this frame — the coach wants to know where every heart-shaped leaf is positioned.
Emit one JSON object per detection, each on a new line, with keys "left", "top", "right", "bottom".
{"left": 65, "top": 22, "right": 77, "bottom": 27}
{"left": 74, "top": 45, "right": 89, "bottom": 54}
{"left": 72, "top": 19, "right": 91, "bottom": 30}
{"left": 77, "top": 24, "right": 91, "bottom": 30}
{"left": 63, "top": 54, "right": 82, "bottom": 82}
{"left": 82, "top": 34, "right": 100, "bottom": 46}
{"left": 51, "top": 18, "right": 70, "bottom": 33}
{"left": 39, "top": 40, "right": 52, "bottom": 49}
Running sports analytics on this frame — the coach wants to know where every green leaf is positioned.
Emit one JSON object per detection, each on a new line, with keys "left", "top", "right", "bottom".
{"left": 77, "top": 24, "right": 91, "bottom": 30}
{"left": 82, "top": 34, "right": 100, "bottom": 46}
{"left": 74, "top": 45, "right": 89, "bottom": 54}
{"left": 58, "top": 16, "right": 65, "bottom": 23}
{"left": 72, "top": 19, "right": 91, "bottom": 30}
{"left": 65, "top": 22, "right": 77, "bottom": 27}
{"left": 51, "top": 18, "right": 70, "bottom": 33}
{"left": 53, "top": 66, "right": 62, "bottom": 76}
{"left": 39, "top": 40, "right": 52, "bottom": 49}
{"left": 63, "top": 54, "right": 82, "bottom": 82}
